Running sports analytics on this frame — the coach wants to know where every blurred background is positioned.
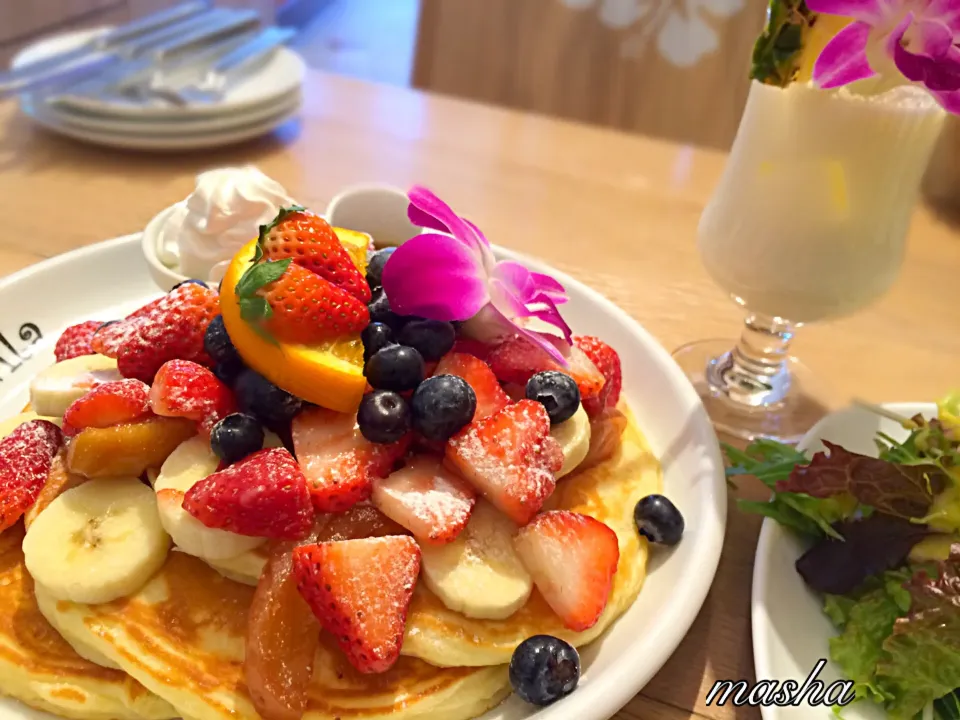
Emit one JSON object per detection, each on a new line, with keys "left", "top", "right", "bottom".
{"left": 3, "top": 0, "right": 959, "bottom": 209}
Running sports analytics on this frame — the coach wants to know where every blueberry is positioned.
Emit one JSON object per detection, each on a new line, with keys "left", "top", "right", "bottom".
{"left": 525, "top": 371, "right": 580, "bottom": 425}
{"left": 204, "top": 315, "right": 241, "bottom": 367}
{"left": 172, "top": 279, "right": 208, "bottom": 290}
{"left": 357, "top": 390, "right": 411, "bottom": 443}
{"left": 410, "top": 375, "right": 476, "bottom": 441}
{"left": 367, "top": 287, "right": 400, "bottom": 327}
{"left": 210, "top": 413, "right": 265, "bottom": 465}
{"left": 234, "top": 369, "right": 303, "bottom": 427}
{"left": 365, "top": 345, "right": 425, "bottom": 392}
{"left": 366, "top": 247, "right": 396, "bottom": 290}
{"left": 509, "top": 635, "right": 580, "bottom": 706}
{"left": 634, "top": 494, "right": 684, "bottom": 546}
{"left": 398, "top": 320, "right": 456, "bottom": 362}
{"left": 361, "top": 322, "right": 395, "bottom": 363}
{"left": 212, "top": 359, "right": 245, "bottom": 386}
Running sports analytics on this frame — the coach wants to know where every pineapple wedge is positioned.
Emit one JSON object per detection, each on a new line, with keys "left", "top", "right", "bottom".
{"left": 750, "top": 1, "right": 851, "bottom": 87}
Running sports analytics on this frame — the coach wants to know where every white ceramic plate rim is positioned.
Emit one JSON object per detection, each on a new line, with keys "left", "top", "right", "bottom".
{"left": 11, "top": 28, "right": 306, "bottom": 119}
{"left": 0, "top": 235, "right": 727, "bottom": 720}
{"left": 751, "top": 402, "right": 937, "bottom": 720}
{"left": 36, "top": 89, "right": 302, "bottom": 134}
{"left": 20, "top": 97, "right": 300, "bottom": 151}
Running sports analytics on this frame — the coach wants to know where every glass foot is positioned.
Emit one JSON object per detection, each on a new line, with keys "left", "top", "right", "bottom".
{"left": 672, "top": 338, "right": 832, "bottom": 445}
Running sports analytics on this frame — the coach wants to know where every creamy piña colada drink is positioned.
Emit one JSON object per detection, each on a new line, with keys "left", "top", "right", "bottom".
{"left": 699, "top": 80, "right": 944, "bottom": 323}
{"left": 673, "top": 0, "right": 956, "bottom": 442}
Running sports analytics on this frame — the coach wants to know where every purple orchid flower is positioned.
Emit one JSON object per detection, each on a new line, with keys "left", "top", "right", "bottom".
{"left": 381, "top": 186, "right": 572, "bottom": 364}
{"left": 809, "top": 0, "right": 960, "bottom": 112}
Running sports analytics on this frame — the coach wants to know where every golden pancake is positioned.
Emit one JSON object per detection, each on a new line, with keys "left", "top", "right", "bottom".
{"left": 402, "top": 409, "right": 662, "bottom": 666}
{"left": 0, "top": 524, "right": 175, "bottom": 720}
{"left": 40, "top": 552, "right": 511, "bottom": 720}
{"left": 189, "top": 409, "right": 660, "bottom": 669}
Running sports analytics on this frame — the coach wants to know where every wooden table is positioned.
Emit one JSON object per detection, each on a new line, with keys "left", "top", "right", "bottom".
{"left": 1, "top": 69, "right": 959, "bottom": 720}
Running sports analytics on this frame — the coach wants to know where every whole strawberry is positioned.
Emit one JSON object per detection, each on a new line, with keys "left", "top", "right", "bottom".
{"left": 259, "top": 207, "right": 371, "bottom": 302}
{"left": 92, "top": 284, "right": 218, "bottom": 364}
{"left": 183, "top": 447, "right": 313, "bottom": 539}
{"left": 54, "top": 321, "right": 103, "bottom": 362}
{"left": 93, "top": 284, "right": 220, "bottom": 383}
{"left": 236, "top": 260, "right": 369, "bottom": 345}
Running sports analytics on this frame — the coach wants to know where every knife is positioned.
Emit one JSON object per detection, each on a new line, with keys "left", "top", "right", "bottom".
{"left": 0, "top": 1, "right": 211, "bottom": 88}
{"left": 47, "top": 27, "right": 259, "bottom": 104}
{"left": 5, "top": 9, "right": 261, "bottom": 101}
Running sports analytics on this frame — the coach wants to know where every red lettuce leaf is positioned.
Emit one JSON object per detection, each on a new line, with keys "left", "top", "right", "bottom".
{"left": 776, "top": 441, "right": 946, "bottom": 519}
{"left": 796, "top": 514, "right": 928, "bottom": 595}
{"left": 874, "top": 547, "right": 960, "bottom": 718}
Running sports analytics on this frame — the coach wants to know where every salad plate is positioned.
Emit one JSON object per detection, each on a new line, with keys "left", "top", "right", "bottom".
{"left": 0, "top": 231, "right": 727, "bottom": 720}
{"left": 750, "top": 401, "right": 959, "bottom": 720}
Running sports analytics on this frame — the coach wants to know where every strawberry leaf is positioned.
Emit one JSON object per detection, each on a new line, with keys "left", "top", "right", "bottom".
{"left": 776, "top": 441, "right": 947, "bottom": 520}
{"left": 236, "top": 258, "right": 293, "bottom": 300}
{"left": 257, "top": 205, "right": 307, "bottom": 248}
{"left": 239, "top": 296, "right": 272, "bottom": 323}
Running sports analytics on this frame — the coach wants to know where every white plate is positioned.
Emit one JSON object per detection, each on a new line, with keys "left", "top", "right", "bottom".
{"left": 12, "top": 28, "right": 305, "bottom": 119}
{"left": 36, "top": 89, "right": 301, "bottom": 135}
{"left": 0, "top": 235, "right": 727, "bottom": 720}
{"left": 19, "top": 94, "right": 300, "bottom": 151}
{"left": 752, "top": 402, "right": 935, "bottom": 720}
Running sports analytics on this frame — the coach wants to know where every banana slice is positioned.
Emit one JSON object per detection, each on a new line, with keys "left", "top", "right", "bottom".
{"left": 29, "top": 354, "right": 121, "bottom": 418}
{"left": 23, "top": 478, "right": 170, "bottom": 604}
{"left": 154, "top": 436, "right": 268, "bottom": 562}
{"left": 0, "top": 412, "right": 61, "bottom": 438}
{"left": 419, "top": 500, "right": 532, "bottom": 620}
{"left": 550, "top": 404, "right": 591, "bottom": 479}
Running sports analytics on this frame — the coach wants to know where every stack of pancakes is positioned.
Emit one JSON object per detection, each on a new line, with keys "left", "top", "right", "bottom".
{"left": 0, "top": 411, "right": 661, "bottom": 720}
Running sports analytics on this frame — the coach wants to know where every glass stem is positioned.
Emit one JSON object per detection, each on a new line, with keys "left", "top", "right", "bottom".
{"left": 706, "top": 314, "right": 796, "bottom": 408}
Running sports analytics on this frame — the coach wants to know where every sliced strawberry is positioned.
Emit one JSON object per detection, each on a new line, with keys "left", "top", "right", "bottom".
{"left": 293, "top": 407, "right": 410, "bottom": 512}
{"left": 259, "top": 207, "right": 371, "bottom": 302}
{"left": 237, "top": 262, "right": 369, "bottom": 345}
{"left": 293, "top": 536, "right": 421, "bottom": 674}
{"left": 149, "top": 359, "right": 236, "bottom": 434}
{"left": 513, "top": 510, "right": 620, "bottom": 631}
{"left": 445, "top": 400, "right": 561, "bottom": 525}
{"left": 486, "top": 336, "right": 605, "bottom": 405}
{"left": 54, "top": 321, "right": 102, "bottom": 362}
{"left": 0, "top": 420, "right": 63, "bottom": 532}
{"left": 62, "top": 379, "right": 151, "bottom": 436}
{"left": 371, "top": 456, "right": 476, "bottom": 544}
{"left": 573, "top": 336, "right": 622, "bottom": 417}
{"left": 433, "top": 352, "right": 509, "bottom": 421}
{"left": 182, "top": 448, "right": 313, "bottom": 539}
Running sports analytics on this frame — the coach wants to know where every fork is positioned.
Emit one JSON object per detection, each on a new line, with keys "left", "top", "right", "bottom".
{"left": 140, "top": 26, "right": 296, "bottom": 106}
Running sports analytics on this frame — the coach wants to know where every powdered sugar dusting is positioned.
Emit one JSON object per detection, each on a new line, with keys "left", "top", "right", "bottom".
{"left": 372, "top": 457, "right": 476, "bottom": 543}
{"left": 446, "top": 400, "right": 557, "bottom": 524}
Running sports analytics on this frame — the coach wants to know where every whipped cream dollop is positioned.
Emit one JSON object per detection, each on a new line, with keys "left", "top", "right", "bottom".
{"left": 157, "top": 166, "right": 295, "bottom": 283}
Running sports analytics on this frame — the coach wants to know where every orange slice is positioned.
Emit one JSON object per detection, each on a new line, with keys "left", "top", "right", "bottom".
{"left": 220, "top": 229, "right": 371, "bottom": 414}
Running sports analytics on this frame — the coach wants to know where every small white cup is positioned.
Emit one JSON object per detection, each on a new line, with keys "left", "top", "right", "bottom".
{"left": 324, "top": 183, "right": 423, "bottom": 249}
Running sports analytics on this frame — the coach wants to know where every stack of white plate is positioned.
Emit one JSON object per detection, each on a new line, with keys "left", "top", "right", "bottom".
{"left": 10, "top": 28, "right": 306, "bottom": 152}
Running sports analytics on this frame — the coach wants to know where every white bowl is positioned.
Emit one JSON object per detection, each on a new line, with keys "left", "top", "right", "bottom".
{"left": 752, "top": 402, "right": 935, "bottom": 720}
{"left": 0, "top": 234, "right": 727, "bottom": 720}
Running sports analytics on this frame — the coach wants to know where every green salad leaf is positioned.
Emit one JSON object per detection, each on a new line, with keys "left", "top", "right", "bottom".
{"left": 878, "top": 553, "right": 960, "bottom": 719}
{"left": 724, "top": 440, "right": 855, "bottom": 539}
{"left": 825, "top": 570, "right": 909, "bottom": 705}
